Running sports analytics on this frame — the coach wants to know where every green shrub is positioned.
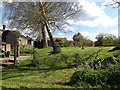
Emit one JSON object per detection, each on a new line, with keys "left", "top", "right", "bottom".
{"left": 113, "top": 51, "right": 120, "bottom": 64}
{"left": 31, "top": 50, "right": 45, "bottom": 67}
{"left": 51, "top": 47, "right": 61, "bottom": 54}
{"left": 88, "top": 56, "right": 118, "bottom": 70}
{"left": 20, "top": 48, "right": 33, "bottom": 55}
{"left": 55, "top": 39, "right": 65, "bottom": 47}
{"left": 69, "top": 65, "right": 120, "bottom": 87}
{"left": 64, "top": 41, "right": 74, "bottom": 47}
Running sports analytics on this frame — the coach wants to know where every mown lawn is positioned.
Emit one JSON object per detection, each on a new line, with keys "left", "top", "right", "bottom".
{"left": 2, "top": 67, "right": 76, "bottom": 88}
{"left": 1, "top": 46, "right": 118, "bottom": 88}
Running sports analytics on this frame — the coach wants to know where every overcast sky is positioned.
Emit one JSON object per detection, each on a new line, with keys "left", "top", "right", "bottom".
{"left": 0, "top": 0, "right": 118, "bottom": 41}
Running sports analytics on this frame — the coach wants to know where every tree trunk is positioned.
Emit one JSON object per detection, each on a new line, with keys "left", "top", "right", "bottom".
{"left": 39, "top": 1, "right": 57, "bottom": 52}
{"left": 41, "top": 24, "right": 48, "bottom": 48}
{"left": 45, "top": 23, "right": 57, "bottom": 51}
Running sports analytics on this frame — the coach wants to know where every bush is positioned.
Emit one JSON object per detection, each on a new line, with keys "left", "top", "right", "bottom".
{"left": 73, "top": 41, "right": 81, "bottom": 47}
{"left": 69, "top": 65, "right": 120, "bottom": 87}
{"left": 64, "top": 41, "right": 74, "bottom": 47}
{"left": 88, "top": 56, "right": 118, "bottom": 70}
{"left": 55, "top": 39, "right": 65, "bottom": 47}
{"left": 31, "top": 49, "right": 45, "bottom": 67}
{"left": 51, "top": 47, "right": 61, "bottom": 54}
{"left": 20, "top": 48, "right": 33, "bottom": 55}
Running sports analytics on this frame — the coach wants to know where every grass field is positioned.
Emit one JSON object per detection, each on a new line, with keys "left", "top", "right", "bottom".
{"left": 1, "top": 47, "right": 119, "bottom": 88}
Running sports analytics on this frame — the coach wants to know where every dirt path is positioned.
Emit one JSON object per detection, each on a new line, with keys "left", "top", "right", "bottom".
{"left": 0, "top": 56, "right": 32, "bottom": 66}
{"left": 0, "top": 56, "right": 32, "bottom": 61}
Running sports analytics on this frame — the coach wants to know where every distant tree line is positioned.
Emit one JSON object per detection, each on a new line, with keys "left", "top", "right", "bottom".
{"left": 95, "top": 33, "right": 120, "bottom": 46}
{"left": 55, "top": 32, "right": 93, "bottom": 47}
{"left": 55, "top": 32, "right": 120, "bottom": 47}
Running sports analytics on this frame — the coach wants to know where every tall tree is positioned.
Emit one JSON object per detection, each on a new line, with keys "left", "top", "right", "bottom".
{"left": 3, "top": 2, "right": 81, "bottom": 52}
{"left": 114, "top": 37, "right": 120, "bottom": 46}
{"left": 73, "top": 32, "right": 84, "bottom": 41}
{"left": 73, "top": 32, "right": 86, "bottom": 48}
{"left": 95, "top": 33, "right": 116, "bottom": 46}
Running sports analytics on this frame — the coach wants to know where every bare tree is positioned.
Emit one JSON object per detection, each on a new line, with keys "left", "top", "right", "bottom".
{"left": 3, "top": 2, "right": 81, "bottom": 52}
{"left": 105, "top": 0, "right": 120, "bottom": 7}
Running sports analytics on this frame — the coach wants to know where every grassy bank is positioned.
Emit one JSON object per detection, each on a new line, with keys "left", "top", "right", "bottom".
{"left": 2, "top": 47, "right": 119, "bottom": 88}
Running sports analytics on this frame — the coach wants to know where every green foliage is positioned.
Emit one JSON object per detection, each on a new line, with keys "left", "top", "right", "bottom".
{"left": 113, "top": 50, "right": 120, "bottom": 63}
{"left": 72, "top": 32, "right": 86, "bottom": 47}
{"left": 72, "top": 32, "right": 93, "bottom": 47}
{"left": 64, "top": 41, "right": 74, "bottom": 47}
{"left": 72, "top": 41, "right": 81, "bottom": 47}
{"left": 64, "top": 40, "right": 93, "bottom": 47}
{"left": 95, "top": 33, "right": 116, "bottom": 46}
{"left": 88, "top": 56, "right": 118, "bottom": 70}
{"left": 31, "top": 48, "right": 50, "bottom": 67}
{"left": 55, "top": 39, "right": 65, "bottom": 47}
{"left": 69, "top": 65, "right": 120, "bottom": 87}
{"left": 73, "top": 32, "right": 84, "bottom": 41}
{"left": 51, "top": 47, "right": 61, "bottom": 54}
{"left": 114, "top": 37, "right": 120, "bottom": 46}
{"left": 20, "top": 48, "right": 33, "bottom": 55}
{"left": 68, "top": 48, "right": 120, "bottom": 87}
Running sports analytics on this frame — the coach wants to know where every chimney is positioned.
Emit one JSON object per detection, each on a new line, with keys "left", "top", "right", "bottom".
{"left": 3, "top": 25, "right": 6, "bottom": 32}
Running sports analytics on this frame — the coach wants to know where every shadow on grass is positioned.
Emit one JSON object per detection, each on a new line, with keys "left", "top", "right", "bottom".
{"left": 108, "top": 46, "right": 120, "bottom": 52}
{"left": 5, "top": 62, "right": 74, "bottom": 71}
{"left": 55, "top": 82, "right": 70, "bottom": 86}
{"left": 2, "top": 63, "right": 74, "bottom": 81}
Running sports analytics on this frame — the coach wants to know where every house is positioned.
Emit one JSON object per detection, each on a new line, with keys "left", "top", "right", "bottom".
{"left": 0, "top": 25, "right": 17, "bottom": 57}
{"left": 19, "top": 35, "right": 33, "bottom": 48}
{"left": 47, "top": 37, "right": 67, "bottom": 41}
{"left": 0, "top": 25, "right": 33, "bottom": 57}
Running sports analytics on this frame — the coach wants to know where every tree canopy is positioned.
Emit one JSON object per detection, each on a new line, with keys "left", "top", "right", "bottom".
{"left": 73, "top": 32, "right": 84, "bottom": 41}
{"left": 72, "top": 32, "right": 93, "bottom": 47}
{"left": 3, "top": 2, "right": 81, "bottom": 37}
{"left": 95, "top": 33, "right": 116, "bottom": 46}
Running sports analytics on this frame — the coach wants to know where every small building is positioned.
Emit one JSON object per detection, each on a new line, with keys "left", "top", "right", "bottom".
{"left": 0, "top": 25, "right": 33, "bottom": 57}
{"left": 19, "top": 35, "right": 33, "bottom": 48}
{"left": 0, "top": 25, "right": 18, "bottom": 57}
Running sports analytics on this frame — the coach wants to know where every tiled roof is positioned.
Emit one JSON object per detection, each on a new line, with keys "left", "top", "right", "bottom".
{"left": 47, "top": 37, "right": 67, "bottom": 41}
